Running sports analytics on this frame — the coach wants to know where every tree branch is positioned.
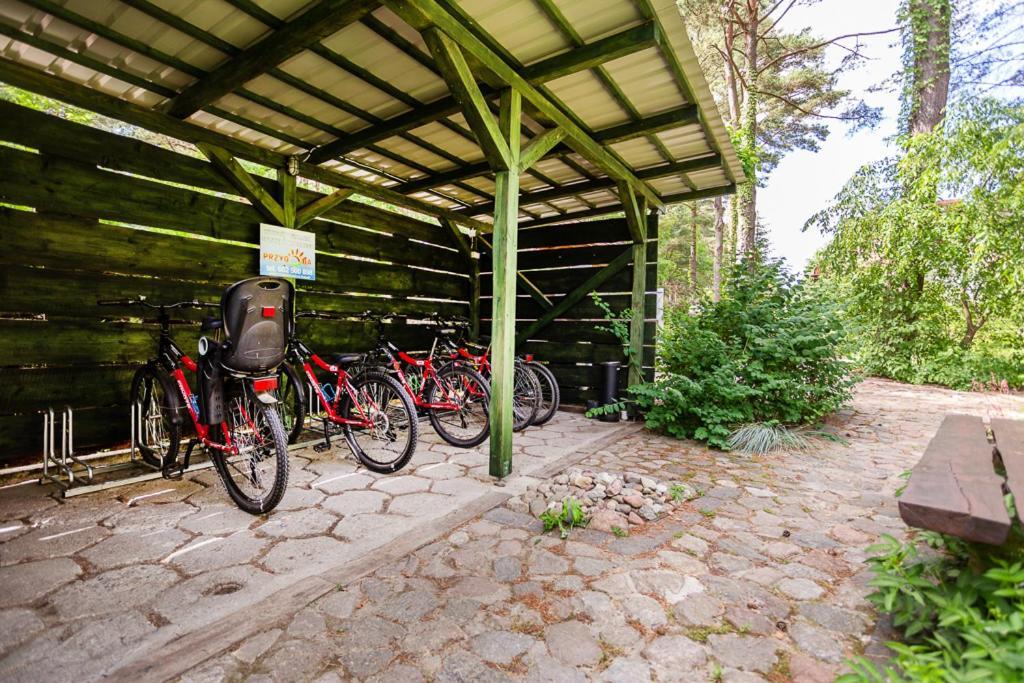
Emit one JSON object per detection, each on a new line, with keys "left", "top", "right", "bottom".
{"left": 755, "top": 28, "right": 899, "bottom": 76}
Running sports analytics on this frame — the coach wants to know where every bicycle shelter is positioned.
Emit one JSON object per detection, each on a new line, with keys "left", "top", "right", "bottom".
{"left": 0, "top": 0, "right": 742, "bottom": 480}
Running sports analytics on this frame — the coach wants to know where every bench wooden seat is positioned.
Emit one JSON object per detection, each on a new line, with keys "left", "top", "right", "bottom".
{"left": 899, "top": 414, "right": 1012, "bottom": 544}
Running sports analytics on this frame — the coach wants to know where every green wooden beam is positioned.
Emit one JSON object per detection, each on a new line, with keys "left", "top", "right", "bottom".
{"left": 278, "top": 168, "right": 297, "bottom": 227}
{"left": 478, "top": 235, "right": 554, "bottom": 311}
{"left": 593, "top": 105, "right": 698, "bottom": 144}
{"left": 306, "top": 22, "right": 658, "bottom": 163}
{"left": 460, "top": 153, "right": 723, "bottom": 216}
{"left": 514, "top": 247, "right": 634, "bottom": 347}
{"left": 489, "top": 89, "right": 522, "bottom": 479}
{"left": 618, "top": 181, "right": 647, "bottom": 244}
{"left": 196, "top": 142, "right": 287, "bottom": 224}
{"left": 438, "top": 217, "right": 473, "bottom": 260}
{"left": 164, "top": 0, "right": 378, "bottom": 118}
{"left": 518, "top": 128, "right": 567, "bottom": 173}
{"left": 295, "top": 188, "right": 355, "bottom": 227}
{"left": 421, "top": 28, "right": 511, "bottom": 171}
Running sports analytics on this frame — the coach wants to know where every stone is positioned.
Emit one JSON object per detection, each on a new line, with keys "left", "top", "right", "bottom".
{"left": 643, "top": 636, "right": 707, "bottom": 682}
{"left": 449, "top": 577, "right": 509, "bottom": 605}
{"left": 494, "top": 556, "right": 522, "bottom": 582}
{"left": 790, "top": 621, "right": 845, "bottom": 663}
{"left": 470, "top": 630, "right": 535, "bottom": 665}
{"left": 777, "top": 577, "right": 825, "bottom": 600}
{"left": 671, "top": 533, "right": 709, "bottom": 556}
{"left": 638, "top": 505, "right": 658, "bottom": 521}
{"left": 623, "top": 595, "right": 667, "bottom": 629}
{"left": 318, "top": 589, "right": 360, "bottom": 619}
{"left": 51, "top": 564, "right": 179, "bottom": 619}
{"left": 628, "top": 512, "right": 644, "bottom": 525}
{"left": 724, "top": 606, "right": 776, "bottom": 635}
{"left": 600, "top": 657, "right": 652, "bottom": 682}
{"left": 799, "top": 602, "right": 868, "bottom": 634}
{"left": 178, "top": 505, "right": 257, "bottom": 535}
{"left": 624, "top": 494, "right": 645, "bottom": 509}
{"left": 588, "top": 509, "right": 629, "bottom": 533}
{"left": 673, "top": 593, "right": 724, "bottom": 627}
{"left": 387, "top": 492, "right": 450, "bottom": 517}
{"left": 528, "top": 549, "right": 568, "bottom": 576}
{"left": 544, "top": 620, "right": 602, "bottom": 667}
{"left": 0, "top": 608, "right": 45, "bottom": 654}
{"left": 573, "top": 556, "right": 613, "bottom": 577}
{"left": 262, "top": 536, "right": 351, "bottom": 574}
{"left": 707, "top": 634, "right": 780, "bottom": 673}
{"left": 259, "top": 637, "right": 334, "bottom": 681}
{"left": 632, "top": 570, "right": 704, "bottom": 604}
{"left": 789, "top": 651, "right": 839, "bottom": 683}
{"left": 376, "top": 589, "right": 438, "bottom": 623}
{"left": 169, "top": 533, "right": 269, "bottom": 575}
{"left": 0, "top": 557, "right": 82, "bottom": 608}
{"left": 256, "top": 507, "right": 339, "bottom": 538}
{"left": 321, "top": 490, "right": 389, "bottom": 516}
{"left": 764, "top": 541, "right": 801, "bottom": 560}
{"left": 436, "top": 650, "right": 511, "bottom": 683}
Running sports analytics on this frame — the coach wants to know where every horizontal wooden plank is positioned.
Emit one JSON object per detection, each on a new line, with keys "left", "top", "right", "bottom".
{"left": 0, "top": 365, "right": 135, "bottom": 415}
{"left": 515, "top": 215, "right": 655, "bottom": 249}
{"left": 0, "top": 147, "right": 463, "bottom": 273}
{"left": 514, "top": 321, "right": 656, "bottom": 345}
{"left": 898, "top": 414, "right": 1009, "bottom": 544}
{"left": 481, "top": 263, "right": 656, "bottom": 297}
{"left": 516, "top": 341, "right": 655, "bottom": 366}
{"left": 0, "top": 405, "right": 127, "bottom": 465}
{"left": 482, "top": 241, "right": 656, "bottom": 272}
{"left": 0, "top": 101, "right": 458, "bottom": 249}
{"left": 0, "top": 209, "right": 467, "bottom": 300}
{"left": 489, "top": 293, "right": 657, "bottom": 319}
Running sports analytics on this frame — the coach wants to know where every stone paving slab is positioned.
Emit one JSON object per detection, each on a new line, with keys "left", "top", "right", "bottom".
{"left": 0, "top": 412, "right": 627, "bottom": 682}
{"left": 201, "top": 379, "right": 1021, "bottom": 681}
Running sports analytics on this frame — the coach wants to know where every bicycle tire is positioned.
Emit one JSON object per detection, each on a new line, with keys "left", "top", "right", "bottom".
{"left": 277, "top": 362, "right": 307, "bottom": 444}
{"left": 527, "top": 360, "right": 560, "bottom": 426}
{"left": 512, "top": 360, "right": 541, "bottom": 431}
{"left": 129, "top": 363, "right": 182, "bottom": 469}
{"left": 340, "top": 371, "right": 419, "bottom": 473}
{"left": 427, "top": 365, "right": 491, "bottom": 448}
{"left": 213, "top": 396, "right": 290, "bottom": 515}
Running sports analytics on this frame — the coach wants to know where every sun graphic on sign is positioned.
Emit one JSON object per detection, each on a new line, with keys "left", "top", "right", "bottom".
{"left": 287, "top": 248, "right": 312, "bottom": 265}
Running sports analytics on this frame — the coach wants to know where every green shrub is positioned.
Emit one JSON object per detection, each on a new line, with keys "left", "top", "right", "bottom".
{"left": 538, "top": 497, "right": 587, "bottom": 539}
{"left": 630, "top": 257, "right": 853, "bottom": 449}
{"left": 842, "top": 530, "right": 1024, "bottom": 682}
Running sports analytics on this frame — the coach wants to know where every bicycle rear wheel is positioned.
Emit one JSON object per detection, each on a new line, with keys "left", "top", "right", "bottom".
{"left": 427, "top": 365, "right": 491, "bottom": 448}
{"left": 129, "top": 363, "right": 181, "bottom": 469}
{"left": 213, "top": 394, "right": 289, "bottom": 515}
{"left": 277, "top": 362, "right": 306, "bottom": 443}
{"left": 526, "top": 361, "right": 560, "bottom": 426}
{"left": 341, "top": 372, "right": 419, "bottom": 473}
{"left": 512, "top": 361, "right": 541, "bottom": 431}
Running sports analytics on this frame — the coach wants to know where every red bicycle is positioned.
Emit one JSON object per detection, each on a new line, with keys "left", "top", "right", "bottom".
{"left": 288, "top": 316, "right": 418, "bottom": 473}
{"left": 361, "top": 312, "right": 491, "bottom": 448}
{"left": 99, "top": 278, "right": 291, "bottom": 515}
{"left": 432, "top": 314, "right": 560, "bottom": 428}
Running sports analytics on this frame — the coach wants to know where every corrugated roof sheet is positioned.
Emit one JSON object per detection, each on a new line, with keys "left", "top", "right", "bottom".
{"left": 0, "top": 0, "right": 741, "bottom": 224}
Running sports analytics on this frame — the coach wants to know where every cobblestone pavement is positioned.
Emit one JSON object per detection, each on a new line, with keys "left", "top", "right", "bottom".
{"left": 0, "top": 413, "right": 624, "bottom": 682}
{"left": 213, "top": 379, "right": 1022, "bottom": 683}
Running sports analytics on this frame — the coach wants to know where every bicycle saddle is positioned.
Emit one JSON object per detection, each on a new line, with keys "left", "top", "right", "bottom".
{"left": 201, "top": 317, "right": 223, "bottom": 331}
{"left": 332, "top": 353, "right": 365, "bottom": 366}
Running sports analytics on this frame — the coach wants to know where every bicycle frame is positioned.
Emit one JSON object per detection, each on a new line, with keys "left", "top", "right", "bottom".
{"left": 290, "top": 342, "right": 380, "bottom": 429}
{"left": 379, "top": 342, "right": 463, "bottom": 412}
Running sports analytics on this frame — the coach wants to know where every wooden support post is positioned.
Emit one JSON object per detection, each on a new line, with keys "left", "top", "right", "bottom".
{"left": 489, "top": 89, "right": 521, "bottom": 479}
{"left": 278, "top": 167, "right": 297, "bottom": 227}
{"left": 618, "top": 183, "right": 649, "bottom": 387}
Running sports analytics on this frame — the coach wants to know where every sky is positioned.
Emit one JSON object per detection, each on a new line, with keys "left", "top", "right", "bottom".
{"left": 758, "top": 0, "right": 903, "bottom": 269}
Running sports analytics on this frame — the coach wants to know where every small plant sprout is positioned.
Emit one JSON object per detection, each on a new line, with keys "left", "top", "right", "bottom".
{"left": 611, "top": 526, "right": 628, "bottom": 538}
{"left": 539, "top": 497, "right": 588, "bottom": 539}
{"left": 669, "top": 484, "right": 689, "bottom": 502}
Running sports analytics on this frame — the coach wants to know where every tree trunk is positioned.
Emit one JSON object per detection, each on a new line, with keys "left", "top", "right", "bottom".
{"left": 738, "top": 0, "right": 759, "bottom": 261}
{"left": 712, "top": 196, "right": 725, "bottom": 302}
{"left": 689, "top": 203, "right": 699, "bottom": 300}
{"left": 907, "top": 0, "right": 952, "bottom": 135}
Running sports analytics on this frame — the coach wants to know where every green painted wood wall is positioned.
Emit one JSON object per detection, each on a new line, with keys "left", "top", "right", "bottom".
{"left": 480, "top": 215, "right": 659, "bottom": 405}
{"left": 0, "top": 101, "right": 469, "bottom": 464}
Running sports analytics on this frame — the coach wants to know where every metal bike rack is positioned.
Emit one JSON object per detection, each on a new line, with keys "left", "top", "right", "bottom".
{"left": 39, "top": 406, "right": 95, "bottom": 490}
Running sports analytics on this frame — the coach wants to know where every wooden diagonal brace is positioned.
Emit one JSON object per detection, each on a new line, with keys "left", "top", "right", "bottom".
{"left": 295, "top": 188, "right": 355, "bottom": 228}
{"left": 197, "top": 142, "right": 286, "bottom": 225}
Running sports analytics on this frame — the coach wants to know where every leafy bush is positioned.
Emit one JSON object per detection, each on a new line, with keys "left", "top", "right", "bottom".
{"left": 631, "top": 257, "right": 853, "bottom": 449}
{"left": 842, "top": 530, "right": 1024, "bottom": 682}
{"left": 538, "top": 497, "right": 587, "bottom": 539}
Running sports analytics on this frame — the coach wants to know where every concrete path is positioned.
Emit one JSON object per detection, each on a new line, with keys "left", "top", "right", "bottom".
{"left": 0, "top": 412, "right": 629, "bottom": 682}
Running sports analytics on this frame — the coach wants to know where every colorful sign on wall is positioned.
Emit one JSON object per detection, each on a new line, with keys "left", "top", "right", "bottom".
{"left": 259, "top": 224, "right": 316, "bottom": 280}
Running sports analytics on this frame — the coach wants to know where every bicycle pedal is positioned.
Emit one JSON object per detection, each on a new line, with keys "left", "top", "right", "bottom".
{"left": 162, "top": 465, "right": 185, "bottom": 481}
{"left": 313, "top": 443, "right": 331, "bottom": 453}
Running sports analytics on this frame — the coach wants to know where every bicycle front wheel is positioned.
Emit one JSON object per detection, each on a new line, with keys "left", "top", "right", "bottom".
{"left": 213, "top": 396, "right": 290, "bottom": 515}
{"left": 341, "top": 372, "right": 419, "bottom": 473}
{"left": 427, "top": 365, "right": 491, "bottom": 448}
{"left": 129, "top": 363, "right": 181, "bottom": 469}
{"left": 527, "top": 361, "right": 560, "bottom": 426}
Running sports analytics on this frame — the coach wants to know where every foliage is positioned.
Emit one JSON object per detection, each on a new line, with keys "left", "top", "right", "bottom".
{"left": 631, "top": 258, "right": 853, "bottom": 449}
{"left": 841, "top": 530, "right": 1024, "bottom": 682}
{"left": 590, "top": 292, "right": 642, "bottom": 382}
{"left": 808, "top": 98, "right": 1024, "bottom": 389}
{"left": 728, "top": 422, "right": 810, "bottom": 454}
{"left": 538, "top": 497, "right": 588, "bottom": 540}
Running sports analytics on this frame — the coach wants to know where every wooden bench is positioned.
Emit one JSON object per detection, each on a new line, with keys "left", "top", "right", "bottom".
{"left": 899, "top": 414, "right": 1024, "bottom": 544}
